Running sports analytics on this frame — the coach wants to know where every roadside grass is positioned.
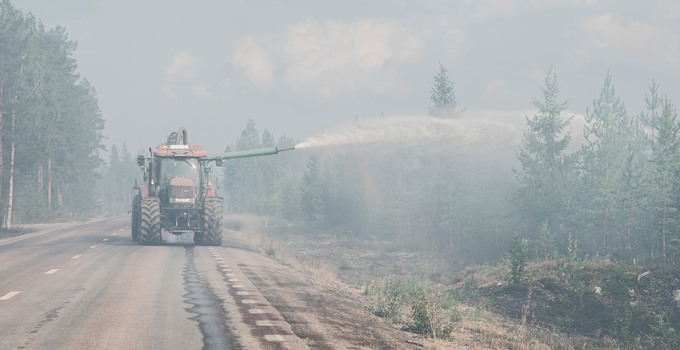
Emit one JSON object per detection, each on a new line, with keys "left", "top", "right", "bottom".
{"left": 223, "top": 216, "right": 680, "bottom": 349}
{"left": 226, "top": 217, "right": 593, "bottom": 348}
{"left": 222, "top": 216, "right": 340, "bottom": 287}
{"left": 0, "top": 226, "right": 34, "bottom": 239}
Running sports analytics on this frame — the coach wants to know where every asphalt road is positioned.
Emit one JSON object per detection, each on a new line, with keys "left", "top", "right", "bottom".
{"left": 0, "top": 217, "right": 305, "bottom": 350}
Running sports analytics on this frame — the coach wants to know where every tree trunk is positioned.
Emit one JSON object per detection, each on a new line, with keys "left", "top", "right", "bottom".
{"left": 4, "top": 61, "right": 23, "bottom": 229}
{"left": 662, "top": 205, "right": 667, "bottom": 260}
{"left": 5, "top": 115, "right": 15, "bottom": 229}
{"left": 603, "top": 206, "right": 609, "bottom": 256}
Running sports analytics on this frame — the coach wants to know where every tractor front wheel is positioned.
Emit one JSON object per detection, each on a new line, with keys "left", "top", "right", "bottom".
{"left": 199, "top": 197, "right": 223, "bottom": 246}
{"left": 138, "top": 198, "right": 161, "bottom": 245}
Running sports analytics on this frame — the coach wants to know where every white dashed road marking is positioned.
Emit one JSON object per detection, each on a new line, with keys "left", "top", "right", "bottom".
{"left": 264, "top": 335, "right": 286, "bottom": 342}
{"left": 0, "top": 291, "right": 20, "bottom": 300}
{"left": 102, "top": 238, "right": 109, "bottom": 241}
{"left": 45, "top": 269, "right": 59, "bottom": 275}
{"left": 71, "top": 255, "right": 82, "bottom": 259}
{"left": 208, "top": 250, "right": 298, "bottom": 346}
{"left": 89, "top": 245, "right": 97, "bottom": 249}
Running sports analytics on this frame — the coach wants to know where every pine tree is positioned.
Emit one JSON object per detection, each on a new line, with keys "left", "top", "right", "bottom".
{"left": 300, "top": 154, "right": 323, "bottom": 223}
{"left": 641, "top": 81, "right": 680, "bottom": 263}
{"left": 515, "top": 67, "right": 574, "bottom": 255}
{"left": 223, "top": 120, "right": 261, "bottom": 212}
{"left": 428, "top": 63, "right": 456, "bottom": 118}
{"left": 580, "top": 72, "right": 632, "bottom": 257}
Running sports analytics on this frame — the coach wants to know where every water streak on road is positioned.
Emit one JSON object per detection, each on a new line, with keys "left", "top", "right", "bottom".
{"left": 183, "top": 246, "right": 240, "bottom": 350}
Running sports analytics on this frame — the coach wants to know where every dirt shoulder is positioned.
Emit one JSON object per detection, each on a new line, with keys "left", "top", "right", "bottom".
{"left": 222, "top": 220, "right": 428, "bottom": 349}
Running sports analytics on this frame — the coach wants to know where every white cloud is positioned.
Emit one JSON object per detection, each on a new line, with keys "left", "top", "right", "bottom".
{"left": 580, "top": 13, "right": 680, "bottom": 66}
{"left": 191, "top": 83, "right": 215, "bottom": 99}
{"left": 465, "top": 0, "right": 598, "bottom": 18}
{"left": 232, "top": 36, "right": 275, "bottom": 91}
{"left": 161, "top": 51, "right": 198, "bottom": 100}
{"left": 161, "top": 51, "right": 222, "bottom": 100}
{"left": 164, "top": 51, "right": 197, "bottom": 83}
{"left": 231, "top": 19, "right": 422, "bottom": 97}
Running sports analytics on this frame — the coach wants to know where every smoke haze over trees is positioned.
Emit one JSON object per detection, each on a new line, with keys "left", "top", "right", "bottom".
{"left": 0, "top": 0, "right": 104, "bottom": 227}
{"left": 222, "top": 64, "right": 680, "bottom": 267}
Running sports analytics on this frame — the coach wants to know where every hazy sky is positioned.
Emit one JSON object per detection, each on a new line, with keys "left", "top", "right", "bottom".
{"left": 16, "top": 0, "right": 680, "bottom": 154}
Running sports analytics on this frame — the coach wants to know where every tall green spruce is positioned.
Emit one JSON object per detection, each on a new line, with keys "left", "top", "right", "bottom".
{"left": 300, "top": 154, "right": 323, "bottom": 223}
{"left": 515, "top": 67, "right": 575, "bottom": 256}
{"left": 580, "top": 72, "right": 640, "bottom": 258}
{"left": 96, "top": 143, "right": 139, "bottom": 215}
{"left": 221, "top": 120, "right": 296, "bottom": 216}
{"left": 0, "top": 0, "right": 104, "bottom": 226}
{"left": 641, "top": 81, "right": 680, "bottom": 264}
{"left": 428, "top": 63, "right": 456, "bottom": 118}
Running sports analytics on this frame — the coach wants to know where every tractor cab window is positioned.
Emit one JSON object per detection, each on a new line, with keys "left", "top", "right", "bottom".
{"left": 159, "top": 158, "right": 200, "bottom": 188}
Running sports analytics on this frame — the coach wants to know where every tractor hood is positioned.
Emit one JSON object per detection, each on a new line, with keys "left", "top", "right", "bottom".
{"left": 169, "top": 177, "right": 197, "bottom": 204}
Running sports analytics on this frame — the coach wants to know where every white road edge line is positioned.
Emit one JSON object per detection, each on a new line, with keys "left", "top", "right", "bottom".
{"left": 0, "top": 291, "right": 20, "bottom": 300}
{"left": 45, "top": 269, "right": 59, "bottom": 274}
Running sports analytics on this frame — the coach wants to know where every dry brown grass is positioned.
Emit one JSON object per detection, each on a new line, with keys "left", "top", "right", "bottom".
{"left": 223, "top": 215, "right": 607, "bottom": 349}
{"left": 223, "top": 214, "right": 341, "bottom": 288}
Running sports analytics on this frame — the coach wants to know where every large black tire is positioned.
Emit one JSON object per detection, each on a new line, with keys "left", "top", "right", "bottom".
{"left": 198, "top": 197, "right": 223, "bottom": 246}
{"left": 138, "top": 198, "right": 161, "bottom": 245}
{"left": 131, "top": 194, "right": 141, "bottom": 241}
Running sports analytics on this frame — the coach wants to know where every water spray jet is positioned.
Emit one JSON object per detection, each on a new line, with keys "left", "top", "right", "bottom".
{"left": 294, "top": 115, "right": 520, "bottom": 151}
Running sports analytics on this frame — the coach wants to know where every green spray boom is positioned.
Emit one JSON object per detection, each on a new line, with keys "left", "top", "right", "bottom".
{"left": 203, "top": 146, "right": 295, "bottom": 165}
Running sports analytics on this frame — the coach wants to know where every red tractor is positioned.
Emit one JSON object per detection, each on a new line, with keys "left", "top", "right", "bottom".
{"left": 131, "top": 128, "right": 291, "bottom": 245}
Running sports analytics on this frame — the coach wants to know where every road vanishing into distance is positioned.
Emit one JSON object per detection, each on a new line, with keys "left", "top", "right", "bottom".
{"left": 0, "top": 217, "right": 311, "bottom": 350}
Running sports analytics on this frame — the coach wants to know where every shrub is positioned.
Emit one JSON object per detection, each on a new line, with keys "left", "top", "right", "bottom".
{"left": 508, "top": 232, "right": 529, "bottom": 287}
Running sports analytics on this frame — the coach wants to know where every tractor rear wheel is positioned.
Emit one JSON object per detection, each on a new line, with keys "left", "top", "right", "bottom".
{"left": 131, "top": 194, "right": 141, "bottom": 241}
{"left": 199, "top": 197, "right": 223, "bottom": 246}
{"left": 138, "top": 198, "right": 161, "bottom": 245}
